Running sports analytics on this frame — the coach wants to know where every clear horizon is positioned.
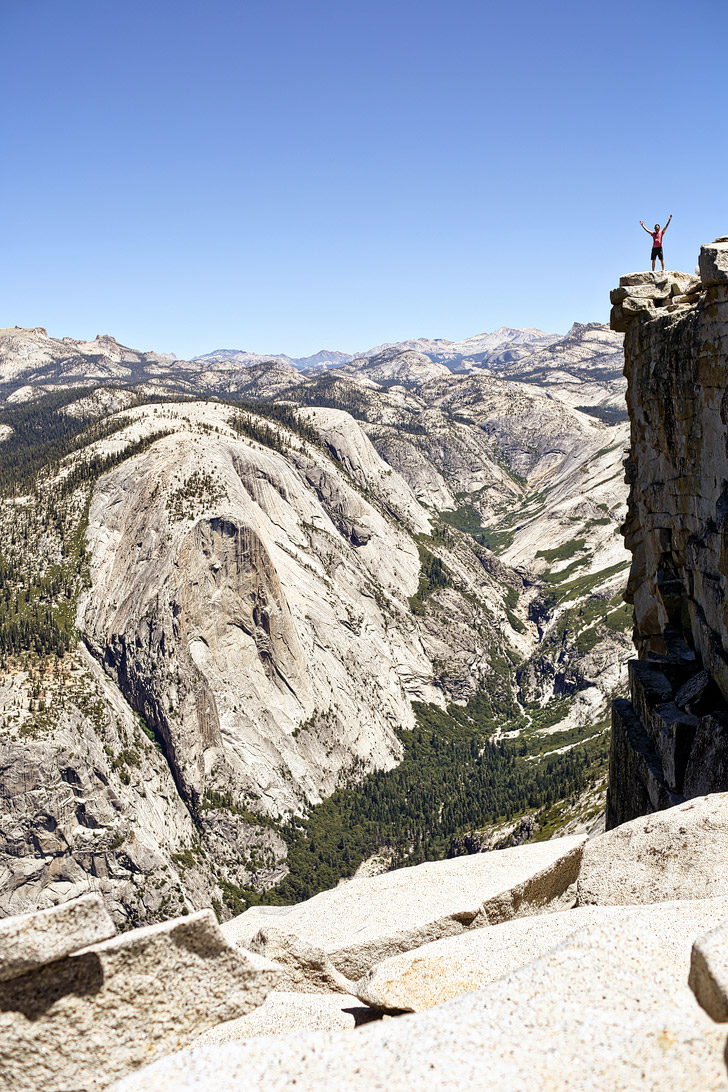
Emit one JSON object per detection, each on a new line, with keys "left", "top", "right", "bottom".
{"left": 2, "top": 0, "right": 726, "bottom": 359}
{"left": 8, "top": 321, "right": 572, "bottom": 363}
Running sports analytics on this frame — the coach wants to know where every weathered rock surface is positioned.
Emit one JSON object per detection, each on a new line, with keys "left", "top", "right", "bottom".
{"left": 683, "top": 713, "right": 728, "bottom": 798}
{"left": 0, "top": 893, "right": 115, "bottom": 982}
{"left": 0, "top": 645, "right": 231, "bottom": 926}
{"left": 76, "top": 401, "right": 438, "bottom": 817}
{"left": 610, "top": 270, "right": 699, "bottom": 333}
{"left": 699, "top": 239, "right": 728, "bottom": 286}
{"left": 241, "top": 835, "right": 585, "bottom": 981}
{"left": 299, "top": 405, "right": 430, "bottom": 533}
{"left": 247, "top": 928, "right": 358, "bottom": 994}
{"left": 579, "top": 794, "right": 728, "bottom": 905}
{"left": 196, "top": 992, "right": 379, "bottom": 1043}
{"left": 606, "top": 697, "right": 681, "bottom": 828}
{"left": 110, "top": 920, "right": 728, "bottom": 1092}
{"left": 220, "top": 904, "right": 295, "bottom": 948}
{"left": 690, "top": 919, "right": 728, "bottom": 1022}
{"left": 0, "top": 908, "right": 280, "bottom": 1092}
{"left": 356, "top": 895, "right": 728, "bottom": 1013}
{"left": 607, "top": 241, "right": 728, "bottom": 827}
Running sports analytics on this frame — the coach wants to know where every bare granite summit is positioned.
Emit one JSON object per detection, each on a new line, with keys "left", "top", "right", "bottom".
{"left": 356, "top": 895, "right": 728, "bottom": 1013}
{"left": 109, "top": 918, "right": 728, "bottom": 1092}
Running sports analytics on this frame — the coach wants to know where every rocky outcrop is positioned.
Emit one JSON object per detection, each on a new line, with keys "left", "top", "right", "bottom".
{"left": 0, "top": 899, "right": 280, "bottom": 1092}
{"left": 0, "top": 645, "right": 228, "bottom": 926}
{"left": 76, "top": 403, "right": 435, "bottom": 817}
{"left": 607, "top": 242, "right": 728, "bottom": 826}
{"left": 110, "top": 811, "right": 728, "bottom": 1092}
{"left": 355, "top": 896, "right": 728, "bottom": 1014}
{"left": 7, "top": 797, "right": 728, "bottom": 1092}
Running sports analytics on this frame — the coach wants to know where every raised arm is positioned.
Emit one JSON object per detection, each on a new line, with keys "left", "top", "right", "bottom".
{"left": 639, "top": 220, "right": 653, "bottom": 235}
{"left": 662, "top": 214, "right": 673, "bottom": 233}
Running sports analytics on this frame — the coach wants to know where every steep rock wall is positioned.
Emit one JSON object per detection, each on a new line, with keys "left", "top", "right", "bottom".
{"left": 607, "top": 239, "right": 728, "bottom": 827}
{"left": 77, "top": 408, "right": 436, "bottom": 818}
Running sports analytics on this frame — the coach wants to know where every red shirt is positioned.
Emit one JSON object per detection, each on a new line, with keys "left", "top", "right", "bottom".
{"left": 651, "top": 230, "right": 664, "bottom": 247}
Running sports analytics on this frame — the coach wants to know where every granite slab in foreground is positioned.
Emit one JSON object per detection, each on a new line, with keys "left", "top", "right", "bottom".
{"left": 355, "top": 895, "right": 728, "bottom": 1013}
{"left": 0, "top": 894, "right": 116, "bottom": 983}
{"left": 230, "top": 833, "right": 587, "bottom": 981}
{"left": 0, "top": 908, "right": 281, "bottom": 1092}
{"left": 109, "top": 920, "right": 728, "bottom": 1092}
{"left": 578, "top": 793, "right": 728, "bottom": 906}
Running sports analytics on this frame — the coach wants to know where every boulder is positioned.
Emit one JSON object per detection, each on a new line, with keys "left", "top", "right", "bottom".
{"left": 246, "top": 835, "right": 586, "bottom": 981}
{"left": 699, "top": 240, "right": 728, "bottom": 286}
{"left": 579, "top": 793, "right": 728, "bottom": 906}
{"left": 629, "top": 660, "right": 674, "bottom": 712}
{"left": 611, "top": 271, "right": 699, "bottom": 330}
{"left": 690, "top": 920, "right": 728, "bottom": 1022}
{"left": 356, "top": 896, "right": 728, "bottom": 1013}
{"left": 109, "top": 919, "right": 728, "bottom": 1092}
{"left": 0, "top": 894, "right": 116, "bottom": 982}
{"left": 622, "top": 297, "right": 655, "bottom": 318}
{"left": 196, "top": 992, "right": 380, "bottom": 1042}
{"left": 675, "top": 669, "right": 711, "bottom": 711}
{"left": 0, "top": 909, "right": 281, "bottom": 1092}
{"left": 619, "top": 271, "right": 670, "bottom": 287}
{"left": 610, "top": 283, "right": 669, "bottom": 303}
{"left": 220, "top": 905, "right": 295, "bottom": 949}
{"left": 247, "top": 928, "right": 358, "bottom": 994}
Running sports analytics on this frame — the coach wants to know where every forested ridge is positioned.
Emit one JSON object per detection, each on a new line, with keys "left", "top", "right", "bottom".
{"left": 0, "top": 391, "right": 171, "bottom": 658}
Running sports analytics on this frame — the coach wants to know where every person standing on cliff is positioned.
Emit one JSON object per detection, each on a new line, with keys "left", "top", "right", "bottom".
{"left": 639, "top": 215, "right": 672, "bottom": 271}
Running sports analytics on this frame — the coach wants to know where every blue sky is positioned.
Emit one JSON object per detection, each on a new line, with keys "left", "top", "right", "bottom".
{"left": 1, "top": 0, "right": 726, "bottom": 358}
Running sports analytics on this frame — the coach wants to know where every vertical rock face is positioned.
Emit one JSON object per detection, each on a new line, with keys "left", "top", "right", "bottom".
{"left": 76, "top": 409, "right": 435, "bottom": 819}
{"left": 607, "top": 245, "right": 728, "bottom": 826}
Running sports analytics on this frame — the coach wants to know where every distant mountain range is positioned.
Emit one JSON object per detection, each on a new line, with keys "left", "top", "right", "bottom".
{"left": 192, "top": 348, "right": 354, "bottom": 372}
{"left": 0, "top": 322, "right": 625, "bottom": 419}
{"left": 192, "top": 327, "right": 562, "bottom": 375}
